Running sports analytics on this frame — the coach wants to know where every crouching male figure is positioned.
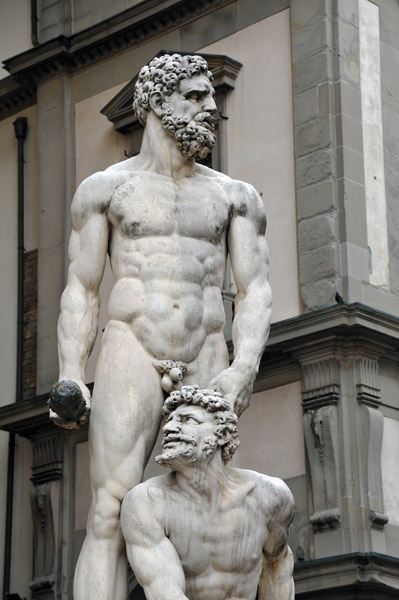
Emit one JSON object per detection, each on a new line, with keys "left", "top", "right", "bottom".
{"left": 121, "top": 386, "right": 295, "bottom": 600}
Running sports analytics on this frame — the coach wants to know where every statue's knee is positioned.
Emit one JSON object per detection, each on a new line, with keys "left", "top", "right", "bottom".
{"left": 91, "top": 492, "right": 121, "bottom": 540}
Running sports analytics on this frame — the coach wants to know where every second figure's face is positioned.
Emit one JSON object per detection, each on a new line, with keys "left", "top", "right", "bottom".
{"left": 158, "top": 404, "right": 219, "bottom": 467}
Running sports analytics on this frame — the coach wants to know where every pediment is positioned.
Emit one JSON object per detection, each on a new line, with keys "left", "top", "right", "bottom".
{"left": 101, "top": 51, "right": 242, "bottom": 133}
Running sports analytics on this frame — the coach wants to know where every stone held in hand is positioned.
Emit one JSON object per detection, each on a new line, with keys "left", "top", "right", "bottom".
{"left": 48, "top": 379, "right": 87, "bottom": 423}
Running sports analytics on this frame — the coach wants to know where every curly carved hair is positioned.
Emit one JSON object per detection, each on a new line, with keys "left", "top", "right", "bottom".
{"left": 162, "top": 385, "right": 240, "bottom": 464}
{"left": 133, "top": 53, "right": 213, "bottom": 126}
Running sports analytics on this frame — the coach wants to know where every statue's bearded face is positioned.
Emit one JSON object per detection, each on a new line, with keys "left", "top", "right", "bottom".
{"left": 156, "top": 405, "right": 219, "bottom": 468}
{"left": 161, "top": 74, "right": 217, "bottom": 160}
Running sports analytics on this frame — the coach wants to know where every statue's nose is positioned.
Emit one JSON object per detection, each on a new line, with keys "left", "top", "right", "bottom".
{"left": 163, "top": 420, "right": 180, "bottom": 433}
{"left": 204, "top": 97, "right": 217, "bottom": 114}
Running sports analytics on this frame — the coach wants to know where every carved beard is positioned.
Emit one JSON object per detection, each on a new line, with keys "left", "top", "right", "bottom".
{"left": 156, "top": 435, "right": 218, "bottom": 468}
{"left": 161, "top": 102, "right": 216, "bottom": 160}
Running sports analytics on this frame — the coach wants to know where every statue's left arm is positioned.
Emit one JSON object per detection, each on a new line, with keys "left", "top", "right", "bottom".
{"left": 210, "top": 181, "right": 272, "bottom": 416}
{"left": 258, "top": 479, "right": 295, "bottom": 600}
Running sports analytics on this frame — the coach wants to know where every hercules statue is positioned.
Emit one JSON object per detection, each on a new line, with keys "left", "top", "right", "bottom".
{"left": 50, "top": 54, "right": 272, "bottom": 600}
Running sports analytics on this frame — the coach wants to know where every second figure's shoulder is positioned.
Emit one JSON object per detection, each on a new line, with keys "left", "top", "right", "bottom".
{"left": 237, "top": 469, "right": 294, "bottom": 512}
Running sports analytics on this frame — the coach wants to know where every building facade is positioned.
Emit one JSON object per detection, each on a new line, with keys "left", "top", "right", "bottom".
{"left": 0, "top": 0, "right": 398, "bottom": 598}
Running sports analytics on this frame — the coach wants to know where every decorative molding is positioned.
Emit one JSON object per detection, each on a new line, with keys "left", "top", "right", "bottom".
{"left": 303, "top": 405, "right": 341, "bottom": 531}
{"left": 31, "top": 434, "right": 63, "bottom": 484}
{"left": 294, "top": 552, "right": 399, "bottom": 598}
{"left": 301, "top": 359, "right": 341, "bottom": 409}
{"left": 369, "top": 510, "right": 389, "bottom": 529}
{"left": 3, "top": 0, "right": 235, "bottom": 87}
{"left": 0, "top": 76, "right": 36, "bottom": 121}
{"left": 101, "top": 51, "right": 242, "bottom": 133}
{"left": 30, "top": 481, "right": 56, "bottom": 597}
{"left": 309, "top": 508, "right": 341, "bottom": 530}
{"left": 355, "top": 357, "right": 381, "bottom": 407}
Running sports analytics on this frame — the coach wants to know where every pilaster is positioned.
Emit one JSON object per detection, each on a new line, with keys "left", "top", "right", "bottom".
{"left": 291, "top": 0, "right": 370, "bottom": 310}
{"left": 292, "top": 334, "right": 390, "bottom": 559}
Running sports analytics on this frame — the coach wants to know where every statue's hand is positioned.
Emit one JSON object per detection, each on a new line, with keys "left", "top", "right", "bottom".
{"left": 48, "top": 379, "right": 91, "bottom": 429}
{"left": 209, "top": 365, "right": 256, "bottom": 417}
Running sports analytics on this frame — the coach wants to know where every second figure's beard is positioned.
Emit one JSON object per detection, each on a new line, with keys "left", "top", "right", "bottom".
{"left": 161, "top": 103, "right": 216, "bottom": 160}
{"left": 156, "top": 435, "right": 218, "bottom": 468}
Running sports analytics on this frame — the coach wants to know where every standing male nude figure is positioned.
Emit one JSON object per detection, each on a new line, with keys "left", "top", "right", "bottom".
{"left": 50, "top": 54, "right": 272, "bottom": 600}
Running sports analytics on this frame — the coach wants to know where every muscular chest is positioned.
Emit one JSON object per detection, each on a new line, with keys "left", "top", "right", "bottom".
{"left": 167, "top": 500, "right": 267, "bottom": 576}
{"left": 108, "top": 174, "right": 232, "bottom": 243}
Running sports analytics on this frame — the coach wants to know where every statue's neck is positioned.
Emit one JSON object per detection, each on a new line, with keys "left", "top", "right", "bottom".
{"left": 175, "top": 453, "right": 228, "bottom": 508}
{"left": 137, "top": 112, "right": 195, "bottom": 180}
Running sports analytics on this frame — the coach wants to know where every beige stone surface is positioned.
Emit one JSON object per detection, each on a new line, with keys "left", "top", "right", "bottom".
{"left": 359, "top": 0, "right": 389, "bottom": 288}
{"left": 0, "top": 1, "right": 31, "bottom": 78}
{"left": 236, "top": 382, "right": 305, "bottom": 480}
{"left": 0, "top": 431, "right": 8, "bottom": 594}
{"left": 381, "top": 417, "right": 399, "bottom": 527}
{"left": 75, "top": 84, "right": 130, "bottom": 186}
{"left": 0, "top": 105, "right": 38, "bottom": 407}
{"left": 202, "top": 10, "right": 300, "bottom": 322}
{"left": 75, "top": 441, "right": 92, "bottom": 531}
{"left": 10, "top": 436, "right": 33, "bottom": 599}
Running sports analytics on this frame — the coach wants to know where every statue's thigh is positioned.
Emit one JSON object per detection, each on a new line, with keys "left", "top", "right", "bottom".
{"left": 88, "top": 322, "right": 163, "bottom": 493}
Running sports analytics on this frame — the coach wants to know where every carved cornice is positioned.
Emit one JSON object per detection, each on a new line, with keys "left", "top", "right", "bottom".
{"left": 2, "top": 0, "right": 234, "bottom": 89}
{"left": 31, "top": 434, "right": 63, "bottom": 484}
{"left": 0, "top": 76, "right": 37, "bottom": 120}
{"left": 294, "top": 552, "right": 399, "bottom": 598}
{"left": 301, "top": 358, "right": 341, "bottom": 409}
{"left": 101, "top": 51, "right": 242, "bottom": 133}
{"left": 309, "top": 508, "right": 341, "bottom": 531}
{"left": 355, "top": 357, "right": 381, "bottom": 407}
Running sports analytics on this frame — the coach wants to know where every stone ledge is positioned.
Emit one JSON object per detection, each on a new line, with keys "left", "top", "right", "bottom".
{"left": 294, "top": 552, "right": 399, "bottom": 597}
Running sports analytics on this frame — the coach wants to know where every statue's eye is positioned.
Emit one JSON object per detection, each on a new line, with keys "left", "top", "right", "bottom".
{"left": 187, "top": 92, "right": 199, "bottom": 101}
{"left": 185, "top": 416, "right": 199, "bottom": 424}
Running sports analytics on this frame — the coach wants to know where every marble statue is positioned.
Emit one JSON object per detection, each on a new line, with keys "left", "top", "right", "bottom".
{"left": 49, "top": 53, "right": 272, "bottom": 600}
{"left": 121, "top": 386, "right": 295, "bottom": 600}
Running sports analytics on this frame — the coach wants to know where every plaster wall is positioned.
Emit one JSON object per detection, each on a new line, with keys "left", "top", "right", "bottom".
{"left": 0, "top": 1, "right": 31, "bottom": 78}
{"left": 9, "top": 436, "right": 33, "bottom": 599}
{"left": 0, "top": 106, "right": 37, "bottom": 593}
{"left": 0, "top": 105, "right": 38, "bottom": 408}
{"left": 0, "top": 431, "right": 8, "bottom": 595}
{"left": 381, "top": 416, "right": 399, "bottom": 527}
{"left": 202, "top": 10, "right": 300, "bottom": 322}
{"left": 73, "top": 0, "right": 143, "bottom": 33}
{"left": 235, "top": 382, "right": 305, "bottom": 480}
{"left": 75, "top": 441, "right": 91, "bottom": 532}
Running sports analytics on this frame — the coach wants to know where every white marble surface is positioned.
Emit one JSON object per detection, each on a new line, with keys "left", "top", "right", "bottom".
{"left": 121, "top": 388, "right": 295, "bottom": 600}
{"left": 53, "top": 54, "right": 272, "bottom": 600}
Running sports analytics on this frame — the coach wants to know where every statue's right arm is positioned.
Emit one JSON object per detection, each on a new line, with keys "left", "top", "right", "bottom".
{"left": 51, "top": 173, "right": 111, "bottom": 427}
{"left": 121, "top": 486, "right": 189, "bottom": 600}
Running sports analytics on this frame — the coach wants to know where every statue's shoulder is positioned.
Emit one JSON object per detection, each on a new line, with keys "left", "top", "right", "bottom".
{"left": 195, "top": 165, "right": 262, "bottom": 204}
{"left": 71, "top": 168, "right": 120, "bottom": 224}
{"left": 238, "top": 469, "right": 294, "bottom": 516}
{"left": 105, "top": 155, "right": 140, "bottom": 174}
